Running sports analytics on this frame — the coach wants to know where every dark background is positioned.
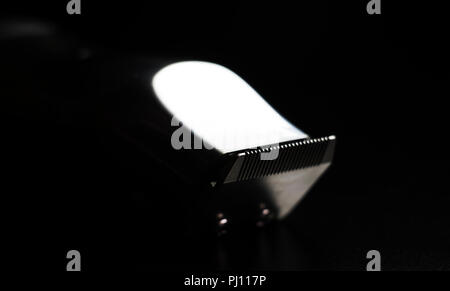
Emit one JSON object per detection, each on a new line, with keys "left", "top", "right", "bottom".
{"left": 1, "top": 1, "right": 449, "bottom": 272}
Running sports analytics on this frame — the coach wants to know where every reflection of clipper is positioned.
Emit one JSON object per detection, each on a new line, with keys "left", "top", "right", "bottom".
{"left": 89, "top": 59, "right": 335, "bottom": 230}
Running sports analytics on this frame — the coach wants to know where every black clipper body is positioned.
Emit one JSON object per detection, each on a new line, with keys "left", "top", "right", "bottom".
{"left": 84, "top": 58, "right": 336, "bottom": 233}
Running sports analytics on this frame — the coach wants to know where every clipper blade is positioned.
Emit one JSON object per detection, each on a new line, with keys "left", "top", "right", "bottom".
{"left": 223, "top": 135, "right": 335, "bottom": 184}
{"left": 214, "top": 136, "right": 335, "bottom": 219}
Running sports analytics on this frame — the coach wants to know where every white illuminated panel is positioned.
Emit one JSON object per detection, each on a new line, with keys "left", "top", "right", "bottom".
{"left": 152, "top": 61, "right": 307, "bottom": 153}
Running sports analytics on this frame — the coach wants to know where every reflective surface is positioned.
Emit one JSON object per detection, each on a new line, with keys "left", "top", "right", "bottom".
{"left": 152, "top": 61, "right": 307, "bottom": 153}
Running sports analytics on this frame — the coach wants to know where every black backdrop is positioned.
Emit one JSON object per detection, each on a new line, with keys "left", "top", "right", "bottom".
{"left": 1, "top": 1, "right": 450, "bottom": 272}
